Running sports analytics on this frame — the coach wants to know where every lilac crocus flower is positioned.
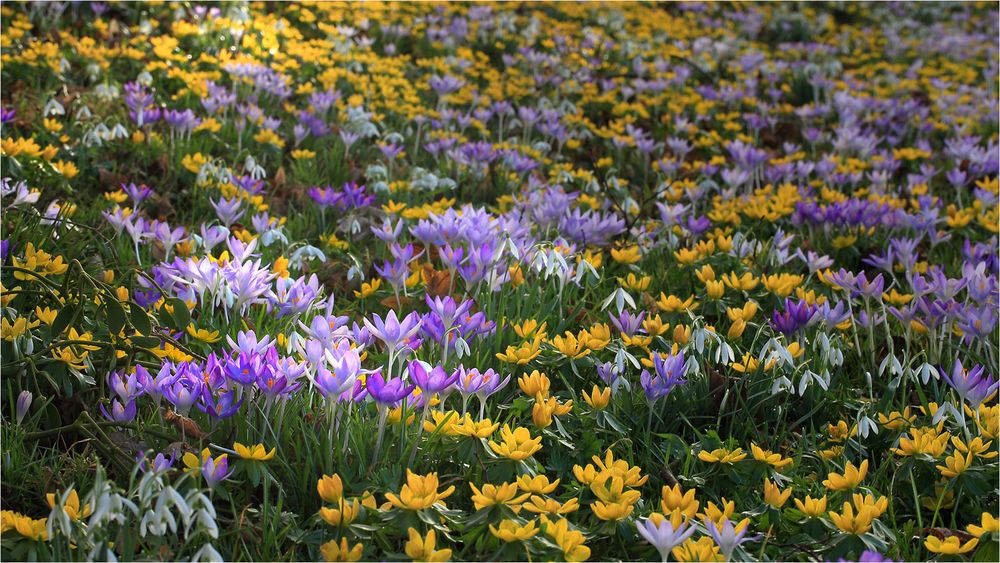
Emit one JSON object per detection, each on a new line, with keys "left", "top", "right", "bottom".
{"left": 610, "top": 310, "right": 646, "bottom": 337}
{"left": 940, "top": 359, "right": 998, "bottom": 408}
{"left": 108, "top": 370, "right": 145, "bottom": 402}
{"left": 100, "top": 398, "right": 137, "bottom": 422}
{"left": 365, "top": 372, "right": 414, "bottom": 407}
{"left": 137, "top": 451, "right": 176, "bottom": 473}
{"left": 227, "top": 330, "right": 273, "bottom": 358}
{"left": 703, "top": 517, "right": 758, "bottom": 561}
{"left": 201, "top": 454, "right": 233, "bottom": 488}
{"left": 364, "top": 310, "right": 422, "bottom": 353}
{"left": 136, "top": 363, "right": 177, "bottom": 406}
{"left": 315, "top": 341, "right": 361, "bottom": 398}
{"left": 636, "top": 517, "right": 695, "bottom": 562}
{"left": 640, "top": 350, "right": 687, "bottom": 403}
{"left": 596, "top": 361, "right": 622, "bottom": 388}
{"left": 210, "top": 197, "right": 245, "bottom": 227}
{"left": 163, "top": 369, "right": 203, "bottom": 416}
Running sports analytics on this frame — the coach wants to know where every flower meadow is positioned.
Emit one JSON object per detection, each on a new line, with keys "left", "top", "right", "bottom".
{"left": 1, "top": 1, "right": 998, "bottom": 561}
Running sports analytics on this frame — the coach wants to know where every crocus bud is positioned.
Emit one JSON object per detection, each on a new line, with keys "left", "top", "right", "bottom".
{"left": 15, "top": 390, "right": 32, "bottom": 425}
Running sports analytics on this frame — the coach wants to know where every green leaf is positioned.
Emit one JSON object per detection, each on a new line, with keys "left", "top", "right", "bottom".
{"left": 105, "top": 299, "right": 127, "bottom": 335}
{"left": 131, "top": 336, "right": 162, "bottom": 349}
{"left": 129, "top": 303, "right": 152, "bottom": 335}
{"left": 51, "top": 305, "right": 77, "bottom": 337}
{"left": 167, "top": 298, "right": 190, "bottom": 330}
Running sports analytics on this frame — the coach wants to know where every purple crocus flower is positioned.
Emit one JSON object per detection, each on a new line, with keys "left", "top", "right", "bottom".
{"left": 100, "top": 398, "right": 137, "bottom": 422}
{"left": 407, "top": 360, "right": 458, "bottom": 395}
{"left": 839, "top": 550, "right": 897, "bottom": 563}
{"left": 640, "top": 350, "right": 687, "bottom": 403}
{"left": 770, "top": 298, "right": 815, "bottom": 336}
{"left": 197, "top": 389, "right": 243, "bottom": 420}
{"left": 365, "top": 372, "right": 415, "bottom": 407}
{"left": 122, "top": 182, "right": 153, "bottom": 205}
{"left": 226, "top": 351, "right": 262, "bottom": 386}
{"left": 15, "top": 390, "right": 32, "bottom": 425}
{"left": 940, "top": 359, "right": 998, "bottom": 408}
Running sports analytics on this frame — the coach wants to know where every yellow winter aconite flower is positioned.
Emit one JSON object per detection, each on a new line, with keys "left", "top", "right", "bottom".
{"left": 319, "top": 498, "right": 361, "bottom": 527}
{"left": 488, "top": 425, "right": 542, "bottom": 461}
{"left": 967, "top": 512, "right": 999, "bottom": 538}
{"left": 952, "top": 436, "right": 998, "bottom": 459}
{"left": 233, "top": 442, "right": 275, "bottom": 461}
{"left": 750, "top": 443, "right": 793, "bottom": 470}
{"left": 46, "top": 488, "right": 91, "bottom": 521}
{"left": 385, "top": 470, "right": 456, "bottom": 511}
{"left": 541, "top": 516, "right": 590, "bottom": 562}
{"left": 698, "top": 446, "right": 747, "bottom": 465}
{"left": 317, "top": 474, "right": 345, "bottom": 504}
{"left": 512, "top": 319, "right": 547, "bottom": 340}
{"left": 573, "top": 449, "right": 648, "bottom": 488}
{"left": 878, "top": 407, "right": 916, "bottom": 431}
{"left": 518, "top": 370, "right": 550, "bottom": 398}
{"left": 892, "top": 427, "right": 950, "bottom": 456}
{"left": 582, "top": 385, "right": 611, "bottom": 410}
{"left": 826, "top": 420, "right": 856, "bottom": 442}
{"left": 793, "top": 495, "right": 828, "bottom": 518}
{"left": 354, "top": 279, "right": 381, "bottom": 298}
{"left": 6, "top": 512, "right": 48, "bottom": 541}
{"left": 924, "top": 536, "right": 978, "bottom": 555}
{"left": 454, "top": 416, "right": 500, "bottom": 439}
{"left": 550, "top": 331, "right": 592, "bottom": 359}
{"left": 762, "top": 479, "right": 791, "bottom": 508}
{"left": 405, "top": 528, "right": 452, "bottom": 562}
{"left": 186, "top": 325, "right": 221, "bottom": 343}
{"left": 828, "top": 501, "right": 877, "bottom": 535}
{"left": 496, "top": 334, "right": 543, "bottom": 364}
{"left": 469, "top": 482, "right": 528, "bottom": 511}
{"left": 610, "top": 245, "right": 641, "bottom": 264}
{"left": 1, "top": 317, "right": 39, "bottom": 341}
{"left": 517, "top": 475, "right": 560, "bottom": 495}
{"left": 661, "top": 484, "right": 699, "bottom": 520}
{"left": 617, "top": 273, "right": 651, "bottom": 291}
{"left": 936, "top": 450, "right": 973, "bottom": 478}
{"left": 589, "top": 474, "right": 641, "bottom": 521}
{"left": 490, "top": 519, "right": 539, "bottom": 542}
{"left": 656, "top": 293, "right": 698, "bottom": 313}
{"left": 822, "top": 460, "right": 868, "bottom": 491}
{"left": 672, "top": 536, "right": 723, "bottom": 562}
{"left": 522, "top": 495, "right": 580, "bottom": 516}
{"left": 320, "top": 538, "right": 364, "bottom": 562}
